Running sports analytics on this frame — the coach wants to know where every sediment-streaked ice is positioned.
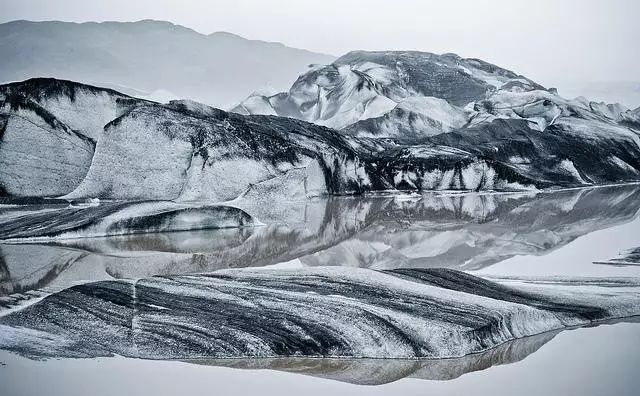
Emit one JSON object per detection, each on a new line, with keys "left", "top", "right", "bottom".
{"left": 0, "top": 267, "right": 638, "bottom": 360}
{"left": 0, "top": 200, "right": 254, "bottom": 241}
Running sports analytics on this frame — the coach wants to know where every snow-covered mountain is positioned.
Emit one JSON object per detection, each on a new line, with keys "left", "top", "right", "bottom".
{"left": 2, "top": 74, "right": 640, "bottom": 200}
{"left": 0, "top": 20, "right": 335, "bottom": 108}
{"left": 233, "top": 51, "right": 639, "bottom": 138}
{"left": 232, "top": 51, "right": 545, "bottom": 133}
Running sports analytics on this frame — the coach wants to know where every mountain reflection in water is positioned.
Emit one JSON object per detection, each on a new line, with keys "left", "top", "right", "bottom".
{"left": 1, "top": 184, "right": 639, "bottom": 298}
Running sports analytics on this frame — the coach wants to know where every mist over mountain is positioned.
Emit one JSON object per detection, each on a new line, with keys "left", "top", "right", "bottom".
{"left": 560, "top": 81, "right": 640, "bottom": 109}
{"left": 0, "top": 19, "right": 335, "bottom": 107}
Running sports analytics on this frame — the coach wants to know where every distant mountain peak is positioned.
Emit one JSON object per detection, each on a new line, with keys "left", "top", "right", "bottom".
{"left": 0, "top": 19, "right": 336, "bottom": 107}
{"left": 208, "top": 30, "right": 247, "bottom": 39}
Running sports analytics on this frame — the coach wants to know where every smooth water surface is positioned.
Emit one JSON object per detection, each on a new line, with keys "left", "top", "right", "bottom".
{"left": 1, "top": 184, "right": 639, "bottom": 395}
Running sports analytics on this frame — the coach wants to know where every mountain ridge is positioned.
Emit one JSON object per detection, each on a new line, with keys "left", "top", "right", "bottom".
{"left": 1, "top": 19, "right": 333, "bottom": 54}
{"left": 0, "top": 19, "right": 336, "bottom": 107}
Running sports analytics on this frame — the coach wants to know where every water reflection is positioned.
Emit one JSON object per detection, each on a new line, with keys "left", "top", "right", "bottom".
{"left": 596, "top": 246, "right": 640, "bottom": 266}
{"left": 190, "top": 330, "right": 560, "bottom": 385}
{"left": 188, "top": 316, "right": 640, "bottom": 385}
{"left": 1, "top": 184, "right": 639, "bottom": 297}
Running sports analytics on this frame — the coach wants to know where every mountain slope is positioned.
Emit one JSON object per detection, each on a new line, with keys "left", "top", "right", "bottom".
{"left": 0, "top": 20, "right": 335, "bottom": 108}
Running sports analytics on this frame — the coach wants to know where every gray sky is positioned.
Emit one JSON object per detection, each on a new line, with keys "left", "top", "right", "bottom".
{"left": 1, "top": 0, "right": 638, "bottom": 89}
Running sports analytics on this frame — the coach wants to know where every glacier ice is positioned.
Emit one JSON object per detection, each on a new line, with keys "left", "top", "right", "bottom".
{"left": 0, "top": 267, "right": 638, "bottom": 360}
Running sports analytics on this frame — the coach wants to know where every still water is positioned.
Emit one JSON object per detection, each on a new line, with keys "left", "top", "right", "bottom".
{"left": 1, "top": 184, "right": 639, "bottom": 395}
{"left": 1, "top": 321, "right": 639, "bottom": 396}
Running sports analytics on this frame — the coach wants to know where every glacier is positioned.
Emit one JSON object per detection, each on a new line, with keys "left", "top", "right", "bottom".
{"left": 2, "top": 60, "right": 640, "bottom": 201}
{"left": 0, "top": 267, "right": 638, "bottom": 360}
{"left": 2, "top": 23, "right": 640, "bottom": 393}
{"left": 234, "top": 51, "right": 640, "bottom": 191}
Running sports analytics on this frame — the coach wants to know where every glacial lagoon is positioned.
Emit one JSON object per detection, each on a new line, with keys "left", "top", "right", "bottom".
{"left": 1, "top": 184, "right": 639, "bottom": 394}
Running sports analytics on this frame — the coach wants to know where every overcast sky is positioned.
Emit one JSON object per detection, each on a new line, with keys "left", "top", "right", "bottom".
{"left": 1, "top": 0, "right": 638, "bottom": 89}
